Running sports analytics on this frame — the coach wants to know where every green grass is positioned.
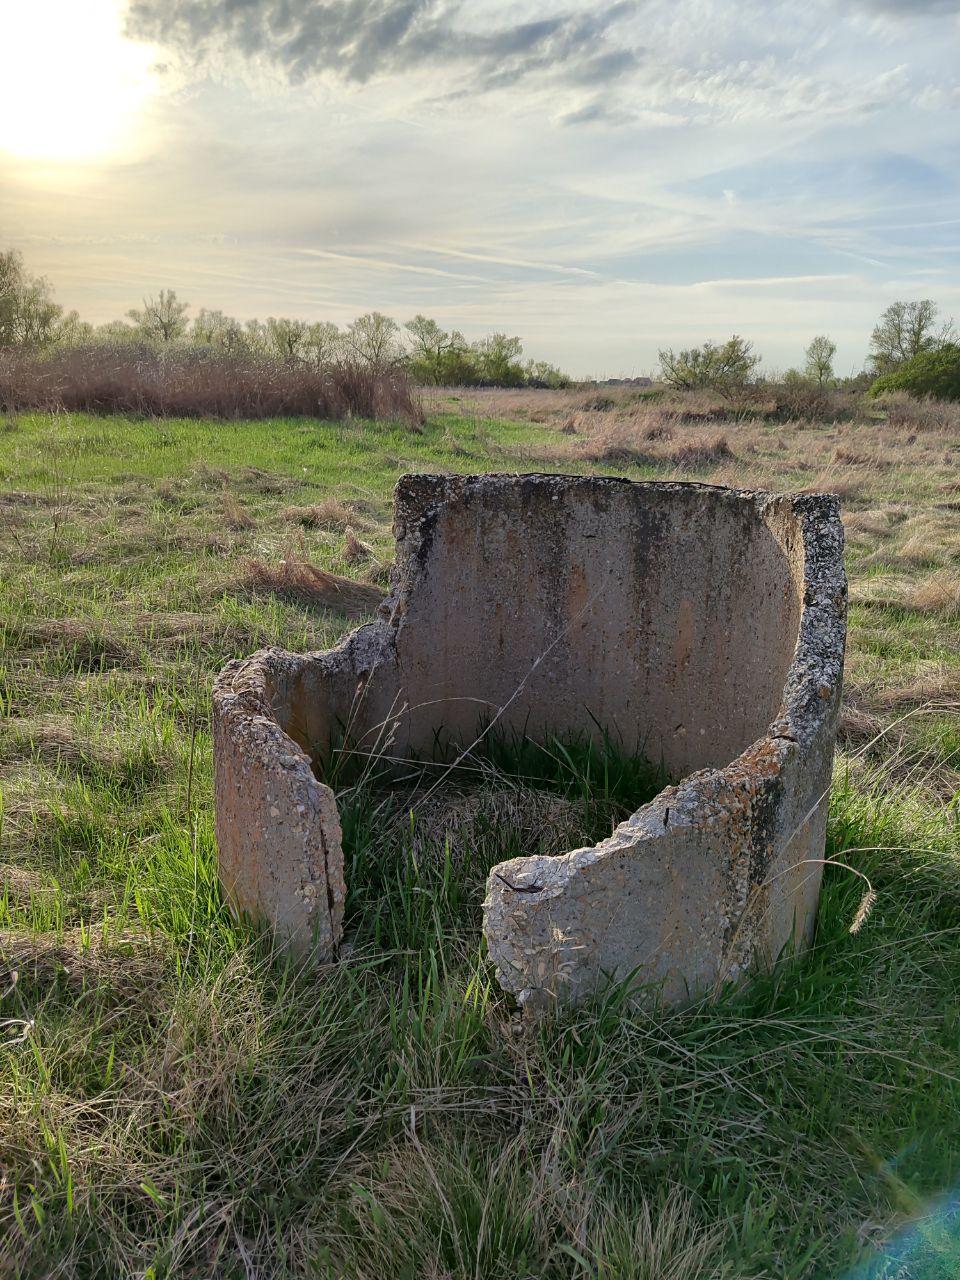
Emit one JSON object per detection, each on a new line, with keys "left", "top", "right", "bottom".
{"left": 1, "top": 405, "right": 960, "bottom": 1277}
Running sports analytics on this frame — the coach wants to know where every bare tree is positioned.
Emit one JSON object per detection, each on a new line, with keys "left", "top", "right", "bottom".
{"left": 804, "top": 335, "right": 836, "bottom": 387}
{"left": 127, "top": 289, "right": 190, "bottom": 343}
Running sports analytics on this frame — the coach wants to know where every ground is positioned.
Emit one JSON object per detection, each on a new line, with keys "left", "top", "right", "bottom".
{"left": 1, "top": 387, "right": 959, "bottom": 1278}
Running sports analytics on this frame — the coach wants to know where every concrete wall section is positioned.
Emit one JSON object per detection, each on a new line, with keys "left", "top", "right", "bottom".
{"left": 211, "top": 474, "right": 846, "bottom": 1010}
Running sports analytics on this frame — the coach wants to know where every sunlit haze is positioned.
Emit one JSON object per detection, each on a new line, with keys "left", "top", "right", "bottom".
{"left": 0, "top": 1, "right": 159, "bottom": 162}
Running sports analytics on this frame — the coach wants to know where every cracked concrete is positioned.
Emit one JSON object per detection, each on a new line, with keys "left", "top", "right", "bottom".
{"left": 212, "top": 473, "right": 846, "bottom": 1008}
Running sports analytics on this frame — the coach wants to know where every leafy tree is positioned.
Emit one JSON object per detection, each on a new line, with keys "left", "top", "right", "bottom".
{"left": 868, "top": 300, "right": 954, "bottom": 375}
{"left": 474, "top": 333, "right": 524, "bottom": 386}
{"left": 192, "top": 308, "right": 245, "bottom": 351}
{"left": 12, "top": 279, "right": 62, "bottom": 347}
{"left": 658, "top": 335, "right": 760, "bottom": 402}
{"left": 305, "top": 322, "right": 342, "bottom": 369}
{"left": 804, "top": 335, "right": 836, "bottom": 387}
{"left": 127, "top": 289, "right": 190, "bottom": 343}
{"left": 56, "top": 311, "right": 93, "bottom": 345}
{"left": 403, "top": 315, "right": 469, "bottom": 384}
{"left": 266, "top": 317, "right": 308, "bottom": 361}
{"left": 244, "top": 319, "right": 269, "bottom": 353}
{"left": 0, "top": 250, "right": 25, "bottom": 348}
{"left": 524, "top": 359, "right": 571, "bottom": 389}
{"left": 0, "top": 249, "right": 64, "bottom": 349}
{"left": 870, "top": 342, "right": 960, "bottom": 402}
{"left": 347, "top": 312, "right": 402, "bottom": 370}
{"left": 94, "top": 319, "right": 142, "bottom": 344}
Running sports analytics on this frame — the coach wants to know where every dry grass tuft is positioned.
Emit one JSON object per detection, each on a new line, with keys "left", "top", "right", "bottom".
{"left": 800, "top": 469, "right": 863, "bottom": 501}
{"left": 192, "top": 463, "right": 230, "bottom": 490}
{"left": 905, "top": 570, "right": 960, "bottom": 616}
{"left": 239, "top": 467, "right": 289, "bottom": 496}
{"left": 843, "top": 509, "right": 893, "bottom": 538}
{"left": 576, "top": 423, "right": 659, "bottom": 467}
{"left": 881, "top": 390, "right": 960, "bottom": 433}
{"left": 280, "top": 497, "right": 361, "bottom": 531}
{"left": 342, "top": 525, "right": 374, "bottom": 563}
{"left": 2, "top": 714, "right": 80, "bottom": 766}
{"left": 894, "top": 532, "right": 949, "bottom": 567}
{"left": 0, "top": 864, "right": 51, "bottom": 905}
{"left": 832, "top": 446, "right": 875, "bottom": 466}
{"left": 572, "top": 411, "right": 735, "bottom": 471}
{"left": 241, "top": 553, "right": 386, "bottom": 616}
{"left": 874, "top": 670, "right": 960, "bottom": 710}
{"left": 665, "top": 432, "right": 735, "bottom": 469}
{"left": 363, "top": 560, "right": 394, "bottom": 587}
{"left": 221, "top": 492, "right": 254, "bottom": 531}
{"left": 633, "top": 414, "right": 675, "bottom": 442}
{"left": 838, "top": 702, "right": 885, "bottom": 747}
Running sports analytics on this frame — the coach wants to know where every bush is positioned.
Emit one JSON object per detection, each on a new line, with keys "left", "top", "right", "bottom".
{"left": 0, "top": 343, "right": 423, "bottom": 423}
{"left": 881, "top": 389, "right": 960, "bottom": 433}
{"left": 768, "top": 374, "right": 842, "bottom": 422}
{"left": 870, "top": 343, "right": 960, "bottom": 401}
{"left": 658, "top": 335, "right": 760, "bottom": 405}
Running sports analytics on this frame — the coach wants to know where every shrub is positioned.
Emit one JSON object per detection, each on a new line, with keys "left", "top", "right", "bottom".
{"left": 881, "top": 389, "right": 960, "bottom": 433}
{"left": 870, "top": 343, "right": 960, "bottom": 402}
{"left": 658, "top": 335, "right": 760, "bottom": 404}
{"left": 768, "top": 374, "right": 840, "bottom": 422}
{"left": 0, "top": 343, "right": 423, "bottom": 423}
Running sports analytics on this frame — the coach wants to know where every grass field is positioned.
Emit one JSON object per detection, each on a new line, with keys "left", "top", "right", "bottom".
{"left": 2, "top": 389, "right": 960, "bottom": 1278}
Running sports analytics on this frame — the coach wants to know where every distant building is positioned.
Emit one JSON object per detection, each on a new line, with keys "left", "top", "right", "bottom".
{"left": 587, "top": 376, "right": 654, "bottom": 388}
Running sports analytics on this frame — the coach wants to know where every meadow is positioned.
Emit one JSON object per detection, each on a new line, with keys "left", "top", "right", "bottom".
{"left": 1, "top": 386, "right": 960, "bottom": 1278}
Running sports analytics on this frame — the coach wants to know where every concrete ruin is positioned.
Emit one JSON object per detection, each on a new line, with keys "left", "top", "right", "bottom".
{"left": 213, "top": 473, "right": 846, "bottom": 1011}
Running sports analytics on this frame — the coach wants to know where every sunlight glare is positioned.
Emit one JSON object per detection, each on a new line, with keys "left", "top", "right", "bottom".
{"left": 0, "top": 0, "right": 161, "bottom": 162}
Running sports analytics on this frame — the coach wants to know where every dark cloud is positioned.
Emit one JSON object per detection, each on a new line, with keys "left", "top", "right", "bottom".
{"left": 125, "top": 0, "right": 641, "bottom": 93}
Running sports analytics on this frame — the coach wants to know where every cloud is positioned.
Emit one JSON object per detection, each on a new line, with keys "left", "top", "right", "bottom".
{"left": 859, "top": 0, "right": 960, "bottom": 12}
{"left": 124, "top": 0, "right": 642, "bottom": 94}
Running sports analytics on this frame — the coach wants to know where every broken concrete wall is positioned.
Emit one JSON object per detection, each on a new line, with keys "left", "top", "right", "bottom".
{"left": 212, "top": 474, "right": 846, "bottom": 1008}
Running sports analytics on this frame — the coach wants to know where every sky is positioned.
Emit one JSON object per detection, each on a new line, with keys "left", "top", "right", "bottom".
{"left": 1, "top": 0, "right": 959, "bottom": 377}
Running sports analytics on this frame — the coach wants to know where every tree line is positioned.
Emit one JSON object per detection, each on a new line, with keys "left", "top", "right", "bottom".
{"left": 3, "top": 246, "right": 958, "bottom": 398}
{"left": 0, "top": 250, "right": 570, "bottom": 389}
{"left": 657, "top": 300, "right": 958, "bottom": 402}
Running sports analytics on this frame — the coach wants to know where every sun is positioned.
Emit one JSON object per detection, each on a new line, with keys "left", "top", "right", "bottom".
{"left": 0, "top": 0, "right": 161, "bottom": 163}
